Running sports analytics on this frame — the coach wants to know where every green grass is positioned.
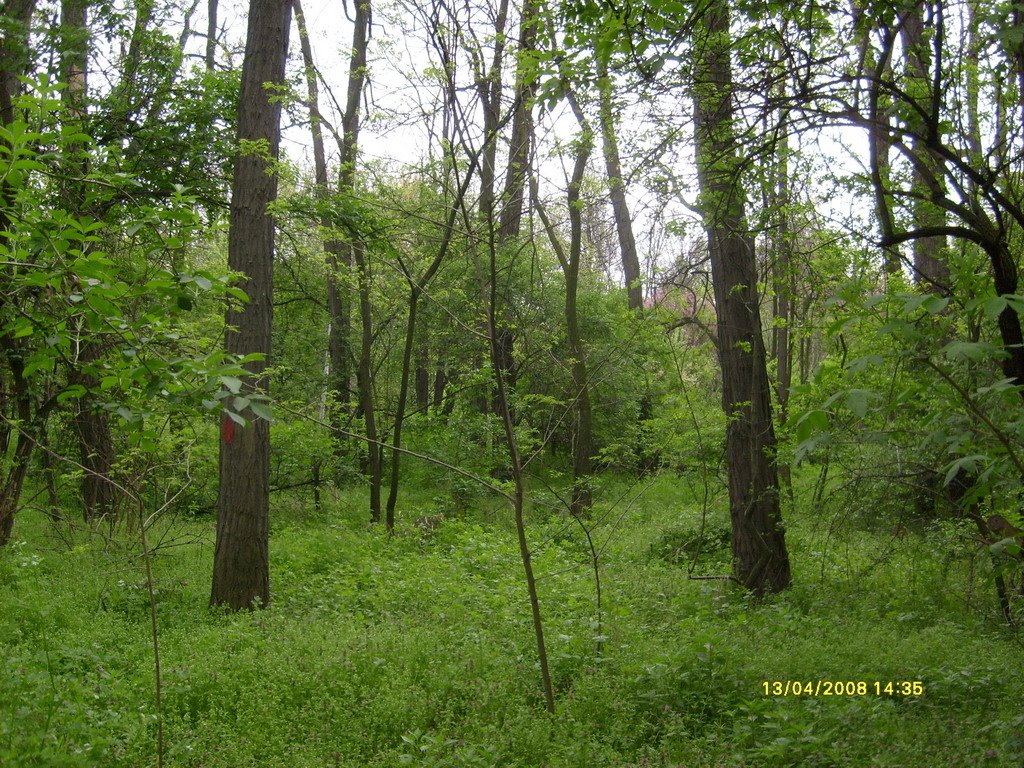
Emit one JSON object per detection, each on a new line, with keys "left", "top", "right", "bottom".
{"left": 1, "top": 471, "right": 1023, "bottom": 766}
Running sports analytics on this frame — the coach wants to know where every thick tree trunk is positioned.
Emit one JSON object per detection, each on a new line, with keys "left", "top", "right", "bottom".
{"left": 72, "top": 389, "right": 117, "bottom": 522}
{"left": 692, "top": 0, "right": 791, "bottom": 595}
{"left": 60, "top": 0, "right": 88, "bottom": 112}
{"left": 211, "top": 0, "right": 291, "bottom": 610}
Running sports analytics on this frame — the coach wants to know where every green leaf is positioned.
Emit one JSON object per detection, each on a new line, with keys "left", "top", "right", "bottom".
{"left": 982, "top": 296, "right": 1007, "bottom": 320}
{"left": 57, "top": 384, "right": 87, "bottom": 403}
{"left": 221, "top": 376, "right": 243, "bottom": 394}
{"left": 795, "top": 409, "right": 829, "bottom": 443}
{"left": 249, "top": 400, "right": 273, "bottom": 421}
{"left": 941, "top": 340, "right": 1001, "bottom": 363}
{"left": 942, "top": 455, "right": 986, "bottom": 487}
{"left": 845, "top": 389, "right": 877, "bottom": 418}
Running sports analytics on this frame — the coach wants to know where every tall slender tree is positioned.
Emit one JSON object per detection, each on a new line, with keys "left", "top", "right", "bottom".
{"left": 595, "top": 54, "right": 642, "bottom": 310}
{"left": 692, "top": 0, "right": 791, "bottom": 595}
{"left": 336, "top": 0, "right": 377, "bottom": 521}
{"left": 211, "top": 0, "right": 292, "bottom": 610}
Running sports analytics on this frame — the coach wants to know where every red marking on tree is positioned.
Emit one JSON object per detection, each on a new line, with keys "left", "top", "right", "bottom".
{"left": 222, "top": 414, "right": 235, "bottom": 444}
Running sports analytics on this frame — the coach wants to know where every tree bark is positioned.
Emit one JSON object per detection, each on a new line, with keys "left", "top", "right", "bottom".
{"left": 692, "top": 0, "right": 791, "bottom": 595}
{"left": 331, "top": 0, "right": 375, "bottom": 519}
{"left": 294, "top": 0, "right": 352, "bottom": 448}
{"left": 211, "top": 0, "right": 292, "bottom": 610}
{"left": 60, "top": 0, "right": 120, "bottom": 523}
{"left": 0, "top": 0, "right": 37, "bottom": 545}
{"left": 596, "top": 56, "right": 642, "bottom": 310}
{"left": 900, "top": 0, "right": 949, "bottom": 291}
{"left": 205, "top": 0, "right": 218, "bottom": 70}
{"left": 853, "top": 0, "right": 901, "bottom": 276}
{"left": 497, "top": 0, "right": 537, "bottom": 244}
{"left": 0, "top": 341, "right": 40, "bottom": 546}
{"left": 533, "top": 112, "right": 594, "bottom": 515}
{"left": 433, "top": 360, "right": 447, "bottom": 410}
{"left": 414, "top": 327, "right": 430, "bottom": 412}
{"left": 770, "top": 120, "right": 794, "bottom": 494}
{"left": 0, "top": 0, "right": 35, "bottom": 126}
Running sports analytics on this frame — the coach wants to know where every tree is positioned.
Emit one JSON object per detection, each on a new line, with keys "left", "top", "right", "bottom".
{"left": 595, "top": 52, "right": 643, "bottom": 310}
{"left": 211, "top": 0, "right": 292, "bottom": 610}
{"left": 533, "top": 88, "right": 595, "bottom": 515}
{"left": 691, "top": 0, "right": 791, "bottom": 595}
{"left": 339, "top": 0, "right": 378, "bottom": 522}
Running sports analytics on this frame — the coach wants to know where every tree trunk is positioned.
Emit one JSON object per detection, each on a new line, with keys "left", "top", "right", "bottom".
{"left": 770, "top": 123, "right": 794, "bottom": 494}
{"left": 72, "top": 390, "right": 117, "bottom": 522}
{"left": 0, "top": 0, "right": 35, "bottom": 126}
{"left": 692, "top": 0, "right": 791, "bottom": 595}
{"left": 900, "top": 0, "right": 949, "bottom": 291}
{"left": 60, "top": 0, "right": 88, "bottom": 113}
{"left": 333, "top": 0, "right": 376, "bottom": 520}
{"left": 61, "top": 0, "right": 120, "bottom": 523}
{"left": 294, "top": 0, "right": 352, "bottom": 450}
{"left": 596, "top": 56, "right": 642, "bottom": 310}
{"left": 385, "top": 151, "right": 478, "bottom": 531}
{"left": 385, "top": 289, "right": 419, "bottom": 531}
{"left": 0, "top": 0, "right": 37, "bottom": 546}
{"left": 0, "top": 342, "right": 39, "bottom": 546}
{"left": 853, "top": 0, "right": 901, "bottom": 276}
{"left": 474, "top": 0, "right": 511, "bottom": 421}
{"left": 211, "top": 0, "right": 291, "bottom": 610}
{"left": 497, "top": 0, "right": 537, "bottom": 244}
{"left": 414, "top": 330, "right": 430, "bottom": 412}
{"left": 483, "top": 207, "right": 555, "bottom": 715}
{"left": 533, "top": 114, "right": 593, "bottom": 515}
{"left": 205, "top": 0, "right": 218, "bottom": 70}
{"left": 433, "top": 361, "right": 447, "bottom": 410}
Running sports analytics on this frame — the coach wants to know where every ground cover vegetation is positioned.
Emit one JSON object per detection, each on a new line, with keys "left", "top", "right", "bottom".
{"left": 1, "top": 0, "right": 1024, "bottom": 763}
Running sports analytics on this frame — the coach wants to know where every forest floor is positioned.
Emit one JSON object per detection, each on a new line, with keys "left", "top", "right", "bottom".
{"left": 2, "top": 471, "right": 1023, "bottom": 767}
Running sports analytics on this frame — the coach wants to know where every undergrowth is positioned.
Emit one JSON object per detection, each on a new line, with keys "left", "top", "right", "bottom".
{"left": 1, "top": 471, "right": 1022, "bottom": 766}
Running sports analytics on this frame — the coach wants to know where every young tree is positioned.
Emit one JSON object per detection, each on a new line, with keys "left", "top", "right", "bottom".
{"left": 211, "top": 0, "right": 292, "bottom": 610}
{"left": 338, "top": 0, "right": 378, "bottom": 522}
{"left": 533, "top": 120, "right": 595, "bottom": 515}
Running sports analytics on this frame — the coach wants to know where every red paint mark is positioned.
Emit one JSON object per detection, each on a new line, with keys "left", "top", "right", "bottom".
{"left": 222, "top": 414, "right": 235, "bottom": 444}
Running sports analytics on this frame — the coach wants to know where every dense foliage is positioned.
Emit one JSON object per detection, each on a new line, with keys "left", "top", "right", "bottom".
{"left": 1, "top": 0, "right": 1024, "bottom": 763}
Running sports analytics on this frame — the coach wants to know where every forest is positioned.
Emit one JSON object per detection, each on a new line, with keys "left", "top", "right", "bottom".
{"left": 1, "top": 0, "right": 1024, "bottom": 763}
